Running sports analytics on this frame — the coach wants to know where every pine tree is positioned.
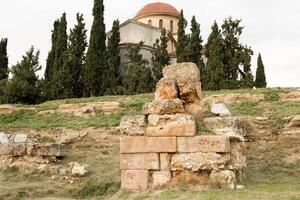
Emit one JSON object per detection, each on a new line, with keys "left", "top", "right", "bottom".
{"left": 5, "top": 47, "right": 41, "bottom": 104}
{"left": 61, "top": 13, "right": 87, "bottom": 98}
{"left": 221, "top": 17, "right": 253, "bottom": 89}
{"left": 123, "top": 42, "right": 154, "bottom": 94}
{"left": 0, "top": 38, "right": 8, "bottom": 80}
{"left": 186, "top": 16, "right": 205, "bottom": 75}
{"left": 44, "top": 20, "right": 60, "bottom": 99}
{"left": 255, "top": 53, "right": 267, "bottom": 88}
{"left": 84, "top": 0, "right": 107, "bottom": 96}
{"left": 106, "top": 20, "right": 121, "bottom": 94}
{"left": 176, "top": 10, "right": 187, "bottom": 63}
{"left": 152, "top": 28, "right": 170, "bottom": 81}
{"left": 204, "top": 24, "right": 225, "bottom": 90}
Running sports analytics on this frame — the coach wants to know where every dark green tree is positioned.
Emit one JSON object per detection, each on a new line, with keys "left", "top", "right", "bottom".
{"left": 176, "top": 10, "right": 187, "bottom": 63}
{"left": 221, "top": 17, "right": 253, "bottom": 89}
{"left": 123, "top": 42, "right": 154, "bottom": 94}
{"left": 61, "top": 13, "right": 87, "bottom": 98}
{"left": 84, "top": 0, "right": 107, "bottom": 96}
{"left": 0, "top": 38, "right": 8, "bottom": 80}
{"left": 5, "top": 47, "right": 41, "bottom": 104}
{"left": 44, "top": 20, "right": 60, "bottom": 99}
{"left": 106, "top": 19, "right": 121, "bottom": 94}
{"left": 185, "top": 16, "right": 205, "bottom": 75}
{"left": 204, "top": 23, "right": 225, "bottom": 90}
{"left": 255, "top": 53, "right": 267, "bottom": 88}
{"left": 152, "top": 28, "right": 170, "bottom": 81}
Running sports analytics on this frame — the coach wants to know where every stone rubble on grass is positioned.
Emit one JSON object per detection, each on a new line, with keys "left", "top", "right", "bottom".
{"left": 211, "top": 103, "right": 231, "bottom": 117}
{"left": 118, "top": 62, "right": 247, "bottom": 191}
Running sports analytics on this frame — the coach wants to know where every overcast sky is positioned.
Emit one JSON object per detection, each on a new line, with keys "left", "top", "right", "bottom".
{"left": 1, "top": 0, "right": 299, "bottom": 87}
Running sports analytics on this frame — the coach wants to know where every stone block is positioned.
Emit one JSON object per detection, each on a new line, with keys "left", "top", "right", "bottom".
{"left": 14, "top": 134, "right": 27, "bottom": 143}
{"left": 119, "top": 115, "right": 146, "bottom": 136}
{"left": 210, "top": 170, "right": 236, "bottom": 190}
{"left": 121, "top": 170, "right": 149, "bottom": 191}
{"left": 0, "top": 144, "right": 14, "bottom": 156}
{"left": 155, "top": 78, "right": 178, "bottom": 100}
{"left": 152, "top": 171, "right": 172, "bottom": 187}
{"left": 143, "top": 99, "right": 185, "bottom": 115}
{"left": 177, "top": 136, "right": 230, "bottom": 153}
{"left": 120, "top": 153, "right": 159, "bottom": 170}
{"left": 184, "top": 103, "right": 204, "bottom": 119}
{"left": 171, "top": 171, "right": 210, "bottom": 189}
{"left": 0, "top": 133, "right": 10, "bottom": 144}
{"left": 160, "top": 153, "right": 171, "bottom": 171}
{"left": 146, "top": 114, "right": 196, "bottom": 137}
{"left": 171, "top": 152, "right": 231, "bottom": 171}
{"left": 120, "top": 136, "right": 177, "bottom": 153}
{"left": 12, "top": 143, "right": 27, "bottom": 156}
{"left": 27, "top": 144, "right": 62, "bottom": 157}
{"left": 211, "top": 103, "right": 231, "bottom": 117}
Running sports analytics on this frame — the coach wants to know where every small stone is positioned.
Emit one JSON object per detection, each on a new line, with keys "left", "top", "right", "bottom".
{"left": 211, "top": 103, "right": 231, "bottom": 117}
{"left": 71, "top": 162, "right": 89, "bottom": 177}
{"left": 210, "top": 170, "right": 236, "bottom": 190}
{"left": 14, "top": 134, "right": 27, "bottom": 143}
{"left": 0, "top": 133, "right": 10, "bottom": 144}
{"left": 236, "top": 184, "right": 245, "bottom": 190}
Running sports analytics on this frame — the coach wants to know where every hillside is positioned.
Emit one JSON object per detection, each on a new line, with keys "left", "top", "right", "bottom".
{"left": 0, "top": 88, "right": 300, "bottom": 200}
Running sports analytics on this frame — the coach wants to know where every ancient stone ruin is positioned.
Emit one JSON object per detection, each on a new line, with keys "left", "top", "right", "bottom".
{"left": 119, "top": 62, "right": 246, "bottom": 191}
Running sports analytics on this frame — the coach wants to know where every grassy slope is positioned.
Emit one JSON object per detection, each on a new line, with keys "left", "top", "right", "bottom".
{"left": 1, "top": 88, "right": 300, "bottom": 199}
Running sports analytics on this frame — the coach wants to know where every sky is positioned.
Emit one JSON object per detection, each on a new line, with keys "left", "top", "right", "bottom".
{"left": 0, "top": 0, "right": 299, "bottom": 87}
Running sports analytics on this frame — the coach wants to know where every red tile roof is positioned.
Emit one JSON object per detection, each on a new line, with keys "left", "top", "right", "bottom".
{"left": 135, "top": 2, "right": 180, "bottom": 19}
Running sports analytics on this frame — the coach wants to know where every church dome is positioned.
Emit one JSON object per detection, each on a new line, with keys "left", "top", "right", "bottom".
{"left": 134, "top": 2, "right": 180, "bottom": 19}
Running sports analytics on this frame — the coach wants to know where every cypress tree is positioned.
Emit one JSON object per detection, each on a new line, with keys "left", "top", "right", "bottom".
{"left": 61, "top": 13, "right": 87, "bottom": 98}
{"left": 152, "top": 28, "right": 170, "bottom": 81}
{"left": 186, "top": 16, "right": 205, "bottom": 74}
{"left": 123, "top": 42, "right": 154, "bottom": 94}
{"left": 106, "top": 19, "right": 121, "bottom": 94}
{"left": 204, "top": 23, "right": 225, "bottom": 90}
{"left": 176, "top": 10, "right": 187, "bottom": 63}
{"left": 44, "top": 20, "right": 60, "bottom": 99}
{"left": 84, "top": 0, "right": 107, "bottom": 96}
{"left": 5, "top": 47, "right": 41, "bottom": 104}
{"left": 255, "top": 53, "right": 267, "bottom": 88}
{"left": 52, "top": 13, "right": 68, "bottom": 99}
{"left": 0, "top": 38, "right": 8, "bottom": 80}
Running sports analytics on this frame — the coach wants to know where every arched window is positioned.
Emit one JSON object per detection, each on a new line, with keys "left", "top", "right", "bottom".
{"left": 159, "top": 19, "right": 163, "bottom": 29}
{"left": 170, "top": 20, "right": 174, "bottom": 33}
{"left": 148, "top": 20, "right": 152, "bottom": 25}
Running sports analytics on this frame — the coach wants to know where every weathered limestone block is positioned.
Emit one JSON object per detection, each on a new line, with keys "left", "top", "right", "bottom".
{"left": 211, "top": 103, "right": 231, "bottom": 117}
{"left": 203, "top": 117, "right": 244, "bottom": 141}
{"left": 143, "top": 99, "right": 185, "bottom": 115}
{"left": 171, "top": 152, "right": 231, "bottom": 171}
{"left": 120, "top": 153, "right": 159, "bottom": 170}
{"left": 0, "top": 144, "right": 14, "bottom": 156}
{"left": 160, "top": 153, "right": 171, "bottom": 171}
{"left": 27, "top": 144, "right": 62, "bottom": 157}
{"left": 146, "top": 114, "right": 196, "bottom": 137}
{"left": 12, "top": 143, "right": 27, "bottom": 156}
{"left": 119, "top": 115, "right": 146, "bottom": 136}
{"left": 155, "top": 78, "right": 178, "bottom": 100}
{"left": 0, "top": 133, "right": 10, "bottom": 144}
{"left": 184, "top": 103, "right": 204, "bottom": 119}
{"left": 152, "top": 171, "right": 172, "bottom": 187}
{"left": 171, "top": 171, "right": 210, "bottom": 189}
{"left": 162, "top": 62, "right": 202, "bottom": 103}
{"left": 210, "top": 170, "right": 236, "bottom": 190}
{"left": 121, "top": 170, "right": 149, "bottom": 191}
{"left": 177, "top": 136, "right": 230, "bottom": 153}
{"left": 228, "top": 142, "right": 246, "bottom": 170}
{"left": 69, "top": 162, "right": 89, "bottom": 177}
{"left": 14, "top": 134, "right": 28, "bottom": 143}
{"left": 120, "top": 136, "right": 177, "bottom": 153}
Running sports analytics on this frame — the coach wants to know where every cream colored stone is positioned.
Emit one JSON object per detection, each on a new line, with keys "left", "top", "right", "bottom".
{"left": 155, "top": 78, "right": 178, "bottom": 100}
{"left": 143, "top": 99, "right": 185, "bottom": 115}
{"left": 171, "top": 152, "right": 230, "bottom": 171}
{"left": 152, "top": 171, "right": 172, "bottom": 187}
{"left": 120, "top": 136, "right": 177, "bottom": 153}
{"left": 184, "top": 103, "right": 204, "bottom": 119}
{"left": 121, "top": 170, "right": 149, "bottom": 191}
{"left": 177, "top": 136, "right": 230, "bottom": 153}
{"left": 146, "top": 114, "right": 196, "bottom": 137}
{"left": 119, "top": 115, "right": 146, "bottom": 136}
{"left": 120, "top": 153, "right": 159, "bottom": 170}
{"left": 160, "top": 153, "right": 171, "bottom": 171}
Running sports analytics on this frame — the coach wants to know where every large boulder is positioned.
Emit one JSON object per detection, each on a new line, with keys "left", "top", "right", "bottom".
{"left": 143, "top": 99, "right": 185, "bottom": 115}
{"left": 162, "top": 62, "right": 202, "bottom": 103}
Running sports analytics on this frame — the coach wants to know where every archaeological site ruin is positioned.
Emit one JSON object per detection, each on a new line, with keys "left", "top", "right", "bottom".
{"left": 119, "top": 62, "right": 246, "bottom": 191}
